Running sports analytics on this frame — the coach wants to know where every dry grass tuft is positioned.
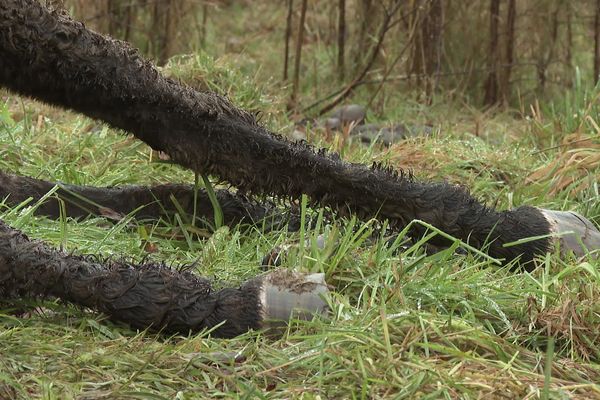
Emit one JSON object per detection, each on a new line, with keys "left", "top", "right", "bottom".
{"left": 528, "top": 133, "right": 600, "bottom": 196}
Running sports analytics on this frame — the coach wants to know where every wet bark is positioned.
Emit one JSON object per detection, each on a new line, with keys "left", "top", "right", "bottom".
{"left": 0, "top": 0, "right": 552, "bottom": 265}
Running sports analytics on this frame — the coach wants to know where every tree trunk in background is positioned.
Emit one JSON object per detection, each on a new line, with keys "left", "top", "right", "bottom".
{"left": 61, "top": 0, "right": 600, "bottom": 106}
{"left": 200, "top": 2, "right": 208, "bottom": 49}
{"left": 72, "top": 0, "right": 109, "bottom": 32}
{"left": 423, "top": 0, "right": 443, "bottom": 99}
{"left": 410, "top": 0, "right": 443, "bottom": 102}
{"left": 107, "top": 0, "right": 134, "bottom": 41}
{"left": 409, "top": 1, "right": 424, "bottom": 91}
{"left": 107, "top": 1, "right": 119, "bottom": 37}
{"left": 538, "top": 5, "right": 559, "bottom": 92}
{"left": 290, "top": 0, "right": 308, "bottom": 109}
{"left": 283, "top": 0, "right": 294, "bottom": 81}
{"left": 123, "top": 1, "right": 133, "bottom": 42}
{"left": 566, "top": 2, "right": 573, "bottom": 79}
{"left": 355, "top": 0, "right": 375, "bottom": 71}
{"left": 499, "top": 0, "right": 516, "bottom": 103}
{"left": 151, "top": 0, "right": 176, "bottom": 65}
{"left": 483, "top": 0, "right": 501, "bottom": 106}
{"left": 318, "top": 1, "right": 403, "bottom": 115}
{"left": 594, "top": 0, "right": 600, "bottom": 83}
{"left": 70, "top": 1, "right": 133, "bottom": 41}
{"left": 70, "top": 0, "right": 195, "bottom": 63}
{"left": 337, "top": 0, "right": 346, "bottom": 82}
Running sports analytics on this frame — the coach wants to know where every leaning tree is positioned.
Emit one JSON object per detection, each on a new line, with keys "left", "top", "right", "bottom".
{"left": 0, "top": 0, "right": 598, "bottom": 337}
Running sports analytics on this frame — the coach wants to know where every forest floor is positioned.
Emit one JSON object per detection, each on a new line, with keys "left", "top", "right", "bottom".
{"left": 1, "top": 3, "right": 600, "bottom": 399}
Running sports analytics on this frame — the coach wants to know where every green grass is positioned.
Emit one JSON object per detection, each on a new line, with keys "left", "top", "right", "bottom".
{"left": 2, "top": 47, "right": 600, "bottom": 400}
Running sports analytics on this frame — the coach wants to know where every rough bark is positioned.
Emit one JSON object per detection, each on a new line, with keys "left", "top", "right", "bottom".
{"left": 0, "top": 0, "right": 553, "bottom": 264}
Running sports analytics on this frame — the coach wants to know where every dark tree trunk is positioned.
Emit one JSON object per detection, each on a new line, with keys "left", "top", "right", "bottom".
{"left": 566, "top": 3, "right": 573, "bottom": 77}
{"left": 537, "top": 5, "right": 560, "bottom": 93}
{"left": 290, "top": 0, "right": 308, "bottom": 109}
{"left": 422, "top": 0, "right": 443, "bottom": 99}
{"left": 409, "top": 0, "right": 443, "bottom": 100}
{"left": 107, "top": 0, "right": 119, "bottom": 36}
{"left": 337, "top": 0, "right": 346, "bottom": 82}
{"left": 355, "top": 0, "right": 374, "bottom": 71}
{"left": 319, "top": 1, "right": 404, "bottom": 115}
{"left": 283, "top": 0, "right": 294, "bottom": 81}
{"left": 0, "top": 0, "right": 553, "bottom": 265}
{"left": 408, "top": 0, "right": 423, "bottom": 89}
{"left": 201, "top": 2, "right": 208, "bottom": 49}
{"left": 149, "top": 0, "right": 179, "bottom": 65}
{"left": 500, "top": 0, "right": 516, "bottom": 103}
{"left": 106, "top": 0, "right": 134, "bottom": 42}
{"left": 484, "top": 0, "right": 501, "bottom": 106}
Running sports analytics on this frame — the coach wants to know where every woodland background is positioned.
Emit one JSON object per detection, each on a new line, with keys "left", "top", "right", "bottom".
{"left": 65, "top": 0, "right": 600, "bottom": 112}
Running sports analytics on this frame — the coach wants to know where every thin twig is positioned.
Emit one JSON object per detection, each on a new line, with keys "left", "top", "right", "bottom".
{"left": 316, "top": 1, "right": 403, "bottom": 116}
